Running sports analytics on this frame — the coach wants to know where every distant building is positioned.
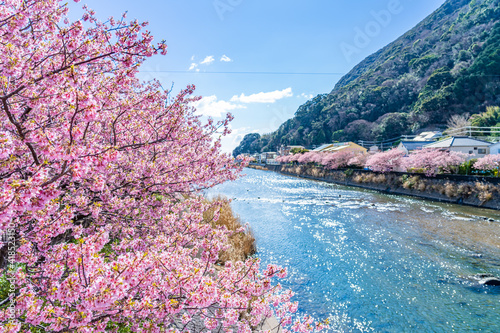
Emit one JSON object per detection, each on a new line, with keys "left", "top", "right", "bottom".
{"left": 423, "top": 136, "right": 490, "bottom": 159}
{"left": 413, "top": 131, "right": 442, "bottom": 141}
{"left": 313, "top": 142, "right": 367, "bottom": 154}
{"left": 397, "top": 141, "right": 432, "bottom": 155}
{"left": 489, "top": 142, "right": 500, "bottom": 155}
{"left": 283, "top": 145, "right": 305, "bottom": 155}
{"left": 369, "top": 145, "right": 379, "bottom": 153}
{"left": 258, "top": 152, "right": 278, "bottom": 164}
{"left": 252, "top": 153, "right": 262, "bottom": 163}
{"left": 265, "top": 152, "right": 278, "bottom": 160}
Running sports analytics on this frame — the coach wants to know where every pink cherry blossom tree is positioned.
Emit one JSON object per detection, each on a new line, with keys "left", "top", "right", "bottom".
{"left": 320, "top": 151, "right": 354, "bottom": 170}
{"left": 474, "top": 154, "right": 500, "bottom": 174}
{"left": 0, "top": 2, "right": 326, "bottom": 332}
{"left": 403, "top": 149, "right": 466, "bottom": 177}
{"left": 297, "top": 151, "right": 318, "bottom": 164}
{"left": 365, "top": 148, "right": 405, "bottom": 173}
{"left": 347, "top": 153, "right": 368, "bottom": 168}
{"left": 289, "top": 154, "right": 302, "bottom": 163}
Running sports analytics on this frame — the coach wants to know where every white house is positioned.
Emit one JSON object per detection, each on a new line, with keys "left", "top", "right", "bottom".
{"left": 423, "top": 136, "right": 490, "bottom": 159}
{"left": 490, "top": 142, "right": 500, "bottom": 155}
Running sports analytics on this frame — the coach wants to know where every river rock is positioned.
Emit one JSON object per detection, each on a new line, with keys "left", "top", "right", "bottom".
{"left": 479, "top": 277, "right": 500, "bottom": 286}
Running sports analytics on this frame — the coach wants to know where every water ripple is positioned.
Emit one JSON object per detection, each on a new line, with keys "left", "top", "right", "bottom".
{"left": 206, "top": 169, "right": 500, "bottom": 332}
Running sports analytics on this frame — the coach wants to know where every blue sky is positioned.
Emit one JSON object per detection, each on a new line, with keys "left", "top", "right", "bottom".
{"left": 69, "top": 0, "right": 446, "bottom": 153}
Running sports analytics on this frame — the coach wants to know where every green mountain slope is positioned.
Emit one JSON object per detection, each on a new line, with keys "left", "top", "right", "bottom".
{"left": 234, "top": 0, "right": 500, "bottom": 155}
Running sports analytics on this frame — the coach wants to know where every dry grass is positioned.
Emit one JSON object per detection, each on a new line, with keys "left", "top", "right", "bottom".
{"left": 458, "top": 183, "right": 474, "bottom": 197}
{"left": 475, "top": 181, "right": 490, "bottom": 193}
{"left": 402, "top": 175, "right": 421, "bottom": 189}
{"left": 475, "top": 182, "right": 495, "bottom": 204}
{"left": 251, "top": 165, "right": 268, "bottom": 171}
{"left": 351, "top": 173, "right": 386, "bottom": 184}
{"left": 373, "top": 174, "right": 387, "bottom": 184}
{"left": 444, "top": 182, "right": 458, "bottom": 197}
{"left": 203, "top": 196, "right": 256, "bottom": 264}
{"left": 478, "top": 191, "right": 493, "bottom": 204}
{"left": 353, "top": 174, "right": 364, "bottom": 183}
{"left": 429, "top": 183, "right": 444, "bottom": 195}
{"left": 417, "top": 181, "right": 427, "bottom": 192}
{"left": 310, "top": 168, "right": 323, "bottom": 177}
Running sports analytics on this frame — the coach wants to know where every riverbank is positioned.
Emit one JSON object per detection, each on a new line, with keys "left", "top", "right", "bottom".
{"left": 248, "top": 164, "right": 500, "bottom": 211}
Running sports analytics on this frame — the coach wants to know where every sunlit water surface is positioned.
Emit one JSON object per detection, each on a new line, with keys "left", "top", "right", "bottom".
{"left": 206, "top": 168, "right": 500, "bottom": 332}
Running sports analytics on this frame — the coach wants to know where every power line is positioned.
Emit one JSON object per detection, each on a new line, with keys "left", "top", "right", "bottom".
{"left": 137, "top": 71, "right": 500, "bottom": 78}
{"left": 139, "top": 70, "right": 346, "bottom": 75}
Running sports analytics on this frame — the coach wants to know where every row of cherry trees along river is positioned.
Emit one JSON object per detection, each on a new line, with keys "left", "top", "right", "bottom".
{"left": 0, "top": 1, "right": 329, "bottom": 332}
{"left": 276, "top": 149, "right": 500, "bottom": 177}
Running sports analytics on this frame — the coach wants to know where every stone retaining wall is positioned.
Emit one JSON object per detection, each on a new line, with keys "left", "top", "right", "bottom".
{"left": 248, "top": 164, "right": 500, "bottom": 210}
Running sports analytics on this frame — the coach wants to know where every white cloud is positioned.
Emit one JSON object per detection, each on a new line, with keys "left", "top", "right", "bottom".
{"left": 230, "top": 87, "right": 293, "bottom": 104}
{"left": 190, "top": 54, "right": 231, "bottom": 70}
{"left": 200, "top": 56, "right": 215, "bottom": 65}
{"left": 220, "top": 55, "right": 232, "bottom": 62}
{"left": 192, "top": 95, "right": 246, "bottom": 118}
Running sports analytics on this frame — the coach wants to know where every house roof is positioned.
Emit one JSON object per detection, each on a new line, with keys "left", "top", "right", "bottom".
{"left": 313, "top": 144, "right": 333, "bottom": 151}
{"left": 314, "top": 142, "right": 367, "bottom": 152}
{"left": 399, "top": 141, "right": 430, "bottom": 151}
{"left": 413, "top": 131, "right": 442, "bottom": 141}
{"left": 424, "top": 136, "right": 492, "bottom": 148}
{"left": 323, "top": 145, "right": 350, "bottom": 152}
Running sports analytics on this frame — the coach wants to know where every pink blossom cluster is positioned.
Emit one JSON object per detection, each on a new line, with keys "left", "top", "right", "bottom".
{"left": 402, "top": 149, "right": 467, "bottom": 176}
{"left": 279, "top": 147, "right": 468, "bottom": 177}
{"left": 364, "top": 149, "right": 406, "bottom": 173}
{"left": 277, "top": 151, "right": 366, "bottom": 170}
{"left": 0, "top": 1, "right": 327, "bottom": 332}
{"left": 474, "top": 154, "right": 500, "bottom": 171}
{"left": 365, "top": 148, "right": 466, "bottom": 175}
{"left": 320, "top": 151, "right": 354, "bottom": 169}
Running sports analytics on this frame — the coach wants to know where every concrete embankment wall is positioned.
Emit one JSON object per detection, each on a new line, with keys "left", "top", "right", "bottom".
{"left": 248, "top": 164, "right": 500, "bottom": 211}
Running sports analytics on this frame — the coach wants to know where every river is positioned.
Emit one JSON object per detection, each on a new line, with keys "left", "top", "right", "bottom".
{"left": 205, "top": 168, "right": 500, "bottom": 332}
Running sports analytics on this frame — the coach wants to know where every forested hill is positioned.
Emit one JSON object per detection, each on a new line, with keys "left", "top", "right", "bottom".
{"left": 233, "top": 0, "right": 500, "bottom": 156}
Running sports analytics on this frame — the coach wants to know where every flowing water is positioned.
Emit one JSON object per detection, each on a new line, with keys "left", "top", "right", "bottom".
{"left": 206, "top": 168, "right": 500, "bottom": 332}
